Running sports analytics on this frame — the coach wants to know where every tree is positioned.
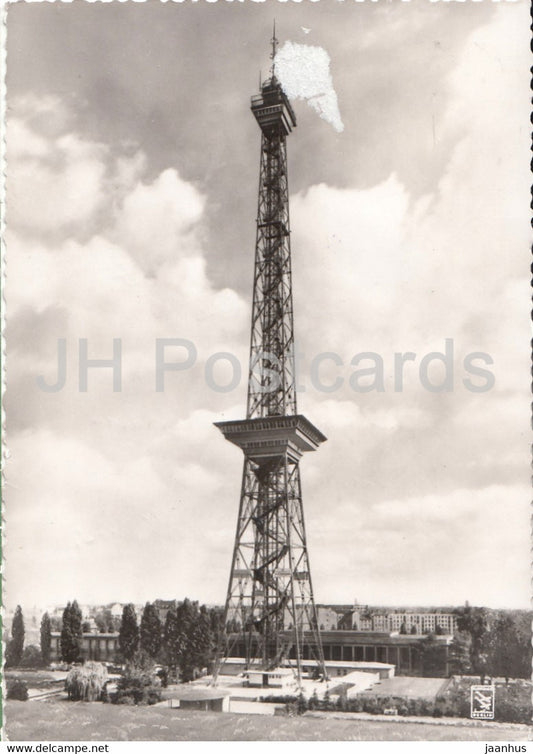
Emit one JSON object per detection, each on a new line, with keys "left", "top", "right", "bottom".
{"left": 50, "top": 616, "right": 62, "bottom": 632}
{"left": 71, "top": 600, "right": 83, "bottom": 641}
{"left": 61, "top": 601, "right": 83, "bottom": 664}
{"left": 399, "top": 621, "right": 407, "bottom": 635}
{"left": 163, "top": 608, "right": 180, "bottom": 675}
{"left": 40, "top": 612, "right": 52, "bottom": 666}
{"left": 488, "top": 615, "right": 524, "bottom": 682}
{"left": 190, "top": 605, "right": 214, "bottom": 674}
{"left": 410, "top": 625, "right": 417, "bottom": 635}
{"left": 94, "top": 609, "right": 114, "bottom": 634}
{"left": 176, "top": 598, "right": 198, "bottom": 681}
{"left": 119, "top": 604, "right": 139, "bottom": 663}
{"left": 209, "top": 607, "right": 223, "bottom": 640}
{"left": 66, "top": 662, "right": 107, "bottom": 701}
{"left": 456, "top": 606, "right": 490, "bottom": 674}
{"left": 6, "top": 606, "right": 25, "bottom": 667}
{"left": 448, "top": 631, "right": 472, "bottom": 675}
{"left": 60, "top": 602, "right": 72, "bottom": 662}
{"left": 509, "top": 611, "right": 533, "bottom": 679}
{"left": 420, "top": 633, "right": 447, "bottom": 677}
{"left": 140, "top": 603, "right": 162, "bottom": 659}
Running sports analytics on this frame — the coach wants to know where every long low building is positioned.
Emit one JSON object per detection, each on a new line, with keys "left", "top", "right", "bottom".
{"left": 229, "top": 630, "right": 452, "bottom": 676}
{"left": 50, "top": 632, "right": 119, "bottom": 664}
{"left": 50, "top": 628, "right": 452, "bottom": 676}
{"left": 308, "top": 630, "right": 451, "bottom": 675}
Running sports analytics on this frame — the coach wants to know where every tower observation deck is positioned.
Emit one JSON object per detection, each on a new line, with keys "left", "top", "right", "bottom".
{"left": 213, "top": 34, "right": 328, "bottom": 687}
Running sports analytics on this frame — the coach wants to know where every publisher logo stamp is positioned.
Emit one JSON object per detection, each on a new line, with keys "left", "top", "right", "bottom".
{"left": 471, "top": 685, "right": 495, "bottom": 719}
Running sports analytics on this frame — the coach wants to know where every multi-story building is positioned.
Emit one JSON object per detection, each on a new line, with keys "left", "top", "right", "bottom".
{"left": 153, "top": 599, "right": 178, "bottom": 623}
{"left": 316, "top": 606, "right": 340, "bottom": 631}
{"left": 283, "top": 605, "right": 339, "bottom": 631}
{"left": 371, "top": 613, "right": 389, "bottom": 632}
{"left": 388, "top": 612, "right": 457, "bottom": 635}
{"left": 351, "top": 610, "right": 457, "bottom": 635}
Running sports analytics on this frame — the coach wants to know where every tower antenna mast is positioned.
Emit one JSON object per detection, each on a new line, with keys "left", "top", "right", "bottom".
{"left": 270, "top": 20, "right": 278, "bottom": 76}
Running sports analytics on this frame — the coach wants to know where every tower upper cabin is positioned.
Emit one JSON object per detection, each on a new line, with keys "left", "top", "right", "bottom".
{"left": 251, "top": 77, "right": 297, "bottom": 137}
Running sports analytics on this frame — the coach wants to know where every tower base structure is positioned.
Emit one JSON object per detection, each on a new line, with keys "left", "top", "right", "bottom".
{"left": 212, "top": 415, "right": 328, "bottom": 686}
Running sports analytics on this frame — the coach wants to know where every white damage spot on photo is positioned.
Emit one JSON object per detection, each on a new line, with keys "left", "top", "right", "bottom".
{"left": 275, "top": 41, "right": 344, "bottom": 133}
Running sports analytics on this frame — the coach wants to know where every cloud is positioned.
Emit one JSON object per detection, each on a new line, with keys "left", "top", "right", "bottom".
{"left": 291, "top": 4, "right": 529, "bottom": 389}
{"left": 111, "top": 168, "right": 205, "bottom": 275}
{"left": 5, "top": 98, "right": 252, "bottom": 606}
{"left": 309, "top": 484, "right": 530, "bottom": 608}
{"left": 8, "top": 101, "right": 108, "bottom": 235}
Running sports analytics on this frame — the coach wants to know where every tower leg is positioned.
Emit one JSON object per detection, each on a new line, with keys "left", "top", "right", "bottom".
{"left": 213, "top": 454, "right": 327, "bottom": 685}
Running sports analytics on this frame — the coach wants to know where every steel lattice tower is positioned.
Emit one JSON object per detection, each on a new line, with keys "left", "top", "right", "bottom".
{"left": 213, "top": 32, "right": 327, "bottom": 687}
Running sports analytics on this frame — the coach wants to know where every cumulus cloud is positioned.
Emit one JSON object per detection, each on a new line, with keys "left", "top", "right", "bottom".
{"left": 5, "top": 98, "right": 252, "bottom": 606}
{"left": 112, "top": 169, "right": 205, "bottom": 274}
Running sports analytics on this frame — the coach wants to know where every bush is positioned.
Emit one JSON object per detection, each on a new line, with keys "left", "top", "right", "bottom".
{"left": 336, "top": 693, "right": 348, "bottom": 712}
{"left": 7, "top": 679, "right": 28, "bottom": 701}
{"left": 296, "top": 693, "right": 307, "bottom": 715}
{"left": 361, "top": 697, "right": 380, "bottom": 715}
{"left": 113, "top": 665, "right": 162, "bottom": 705}
{"left": 116, "top": 694, "right": 135, "bottom": 705}
{"left": 66, "top": 662, "right": 108, "bottom": 701}
{"left": 157, "top": 667, "right": 168, "bottom": 688}
{"left": 260, "top": 694, "right": 298, "bottom": 705}
{"left": 20, "top": 645, "right": 45, "bottom": 669}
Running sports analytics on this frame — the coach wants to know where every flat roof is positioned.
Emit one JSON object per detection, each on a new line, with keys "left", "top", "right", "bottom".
{"left": 300, "top": 660, "right": 395, "bottom": 670}
{"left": 361, "top": 676, "right": 449, "bottom": 700}
{"left": 164, "top": 686, "right": 229, "bottom": 701}
{"left": 223, "top": 658, "right": 395, "bottom": 669}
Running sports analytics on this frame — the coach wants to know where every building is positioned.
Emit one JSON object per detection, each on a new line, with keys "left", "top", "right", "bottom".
{"left": 153, "top": 599, "right": 178, "bottom": 624}
{"left": 167, "top": 688, "right": 230, "bottom": 713}
{"left": 230, "top": 629, "right": 452, "bottom": 677}
{"left": 50, "top": 632, "right": 119, "bottom": 664}
{"left": 317, "top": 606, "right": 340, "bottom": 631}
{"left": 351, "top": 610, "right": 458, "bottom": 636}
{"left": 284, "top": 605, "right": 339, "bottom": 632}
{"left": 370, "top": 614, "right": 389, "bottom": 633}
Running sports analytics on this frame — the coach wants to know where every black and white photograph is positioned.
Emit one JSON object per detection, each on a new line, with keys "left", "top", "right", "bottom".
{"left": 2, "top": 0, "right": 531, "bottom": 744}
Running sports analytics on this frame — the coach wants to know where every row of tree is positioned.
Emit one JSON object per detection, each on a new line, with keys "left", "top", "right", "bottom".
{"left": 6, "top": 598, "right": 219, "bottom": 680}
{"left": 5, "top": 605, "right": 54, "bottom": 668}
{"left": 448, "top": 607, "right": 531, "bottom": 681}
{"left": 118, "top": 599, "right": 217, "bottom": 681}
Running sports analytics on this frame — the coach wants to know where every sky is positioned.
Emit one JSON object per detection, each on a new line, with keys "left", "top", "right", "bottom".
{"left": 4, "top": 0, "right": 531, "bottom": 613}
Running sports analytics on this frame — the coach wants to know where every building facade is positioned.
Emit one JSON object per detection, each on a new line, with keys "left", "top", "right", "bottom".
{"left": 352, "top": 611, "right": 457, "bottom": 636}
{"left": 50, "top": 632, "right": 120, "bottom": 664}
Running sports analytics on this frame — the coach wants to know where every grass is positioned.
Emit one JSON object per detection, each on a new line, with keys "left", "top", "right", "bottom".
{"left": 5, "top": 701, "right": 530, "bottom": 742}
{"left": 5, "top": 670, "right": 65, "bottom": 689}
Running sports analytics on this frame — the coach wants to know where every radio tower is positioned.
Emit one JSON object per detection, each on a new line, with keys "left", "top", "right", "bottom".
{"left": 213, "top": 27, "right": 328, "bottom": 687}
